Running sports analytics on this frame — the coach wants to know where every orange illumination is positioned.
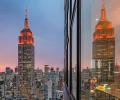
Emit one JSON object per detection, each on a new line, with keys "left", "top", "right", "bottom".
{"left": 100, "top": 0, "right": 106, "bottom": 21}
{"left": 18, "top": 32, "right": 34, "bottom": 45}
{"left": 27, "top": 32, "right": 32, "bottom": 36}
{"left": 107, "top": 24, "right": 112, "bottom": 29}
{"left": 18, "top": 36, "right": 23, "bottom": 44}
{"left": 96, "top": 23, "right": 112, "bottom": 30}
{"left": 27, "top": 40, "right": 29, "bottom": 44}
{"left": 93, "top": 33, "right": 114, "bottom": 42}
{"left": 18, "top": 39, "right": 24, "bottom": 44}
{"left": 96, "top": 25, "right": 102, "bottom": 30}
{"left": 18, "top": 39, "right": 34, "bottom": 45}
{"left": 19, "top": 33, "right": 23, "bottom": 36}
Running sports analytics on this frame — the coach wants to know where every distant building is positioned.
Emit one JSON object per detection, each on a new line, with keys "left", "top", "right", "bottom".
{"left": 0, "top": 73, "right": 4, "bottom": 99}
{"left": 44, "top": 83, "right": 48, "bottom": 100}
{"left": 114, "top": 65, "right": 120, "bottom": 83}
{"left": 47, "top": 68, "right": 57, "bottom": 100}
{"left": 0, "top": 81, "right": 4, "bottom": 99}
{"left": 56, "top": 90, "right": 63, "bottom": 99}
{"left": 5, "top": 67, "right": 13, "bottom": 74}
{"left": 18, "top": 10, "right": 34, "bottom": 99}
{"left": 33, "top": 69, "right": 45, "bottom": 99}
{"left": 57, "top": 71, "right": 64, "bottom": 91}
{"left": 44, "top": 65, "right": 50, "bottom": 73}
{"left": 81, "top": 68, "right": 91, "bottom": 83}
{"left": 15, "top": 66, "right": 18, "bottom": 73}
{"left": 0, "top": 71, "right": 19, "bottom": 99}
{"left": 35, "top": 68, "right": 43, "bottom": 81}
{"left": 47, "top": 79, "right": 52, "bottom": 99}
{"left": 57, "top": 77, "right": 63, "bottom": 91}
{"left": 92, "top": 0, "right": 115, "bottom": 83}
{"left": 34, "top": 80, "right": 45, "bottom": 100}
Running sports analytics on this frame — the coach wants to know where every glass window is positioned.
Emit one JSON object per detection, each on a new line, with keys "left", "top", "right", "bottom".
{"left": 81, "top": 0, "right": 92, "bottom": 99}
{"left": 72, "top": 10, "right": 77, "bottom": 98}
{"left": 68, "top": 7, "right": 71, "bottom": 90}
{"left": 81, "top": 0, "right": 120, "bottom": 99}
{"left": 72, "top": 0, "right": 75, "bottom": 10}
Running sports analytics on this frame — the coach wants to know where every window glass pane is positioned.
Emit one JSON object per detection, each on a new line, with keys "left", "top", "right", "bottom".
{"left": 72, "top": 11, "right": 77, "bottom": 98}
{"left": 81, "top": 0, "right": 120, "bottom": 99}
{"left": 72, "top": 0, "right": 75, "bottom": 10}
{"left": 81, "top": 0, "right": 91, "bottom": 99}
{"left": 68, "top": 10, "right": 71, "bottom": 89}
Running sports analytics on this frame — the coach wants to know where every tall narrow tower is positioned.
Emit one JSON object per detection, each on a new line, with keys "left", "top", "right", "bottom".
{"left": 92, "top": 0, "right": 115, "bottom": 83}
{"left": 18, "top": 10, "right": 34, "bottom": 99}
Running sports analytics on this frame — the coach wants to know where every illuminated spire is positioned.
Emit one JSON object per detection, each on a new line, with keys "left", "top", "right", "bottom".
{"left": 100, "top": 0, "right": 106, "bottom": 21}
{"left": 24, "top": 9, "right": 29, "bottom": 29}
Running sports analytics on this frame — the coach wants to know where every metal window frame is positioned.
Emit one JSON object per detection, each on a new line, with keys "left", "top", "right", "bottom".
{"left": 76, "top": 0, "right": 81, "bottom": 99}
{"left": 64, "top": 0, "right": 81, "bottom": 100}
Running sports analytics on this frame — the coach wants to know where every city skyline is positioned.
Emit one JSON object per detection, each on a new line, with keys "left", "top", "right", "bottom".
{"left": 0, "top": 0, "right": 64, "bottom": 71}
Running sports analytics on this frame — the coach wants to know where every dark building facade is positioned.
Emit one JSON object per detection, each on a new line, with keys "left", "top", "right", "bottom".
{"left": 18, "top": 11, "right": 34, "bottom": 99}
{"left": 92, "top": 1, "right": 115, "bottom": 83}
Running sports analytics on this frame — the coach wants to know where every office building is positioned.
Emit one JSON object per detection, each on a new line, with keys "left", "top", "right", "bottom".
{"left": 18, "top": 10, "right": 34, "bottom": 99}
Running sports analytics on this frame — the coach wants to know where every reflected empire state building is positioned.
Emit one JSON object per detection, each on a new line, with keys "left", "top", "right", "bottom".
{"left": 92, "top": 0, "right": 115, "bottom": 83}
{"left": 18, "top": 10, "right": 34, "bottom": 99}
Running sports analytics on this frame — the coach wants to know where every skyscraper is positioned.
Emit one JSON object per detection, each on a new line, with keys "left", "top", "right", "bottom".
{"left": 92, "top": 0, "right": 115, "bottom": 83}
{"left": 18, "top": 10, "right": 34, "bottom": 99}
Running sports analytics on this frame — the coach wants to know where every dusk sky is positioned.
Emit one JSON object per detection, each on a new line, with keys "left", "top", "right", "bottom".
{"left": 0, "top": 0, "right": 64, "bottom": 71}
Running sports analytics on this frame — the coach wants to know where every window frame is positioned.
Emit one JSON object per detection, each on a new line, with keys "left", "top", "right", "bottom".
{"left": 64, "top": 0, "right": 81, "bottom": 99}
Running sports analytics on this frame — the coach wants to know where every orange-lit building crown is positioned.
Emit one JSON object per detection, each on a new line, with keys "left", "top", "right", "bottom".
{"left": 94, "top": 0, "right": 114, "bottom": 42}
{"left": 18, "top": 11, "right": 34, "bottom": 45}
{"left": 96, "top": 0, "right": 112, "bottom": 30}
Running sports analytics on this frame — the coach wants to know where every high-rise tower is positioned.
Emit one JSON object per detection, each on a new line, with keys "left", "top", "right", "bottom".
{"left": 92, "top": 0, "right": 115, "bottom": 83}
{"left": 18, "top": 10, "right": 34, "bottom": 99}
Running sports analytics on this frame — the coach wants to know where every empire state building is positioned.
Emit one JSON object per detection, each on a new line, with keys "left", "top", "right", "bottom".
{"left": 18, "top": 11, "right": 34, "bottom": 99}
{"left": 92, "top": 0, "right": 115, "bottom": 83}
